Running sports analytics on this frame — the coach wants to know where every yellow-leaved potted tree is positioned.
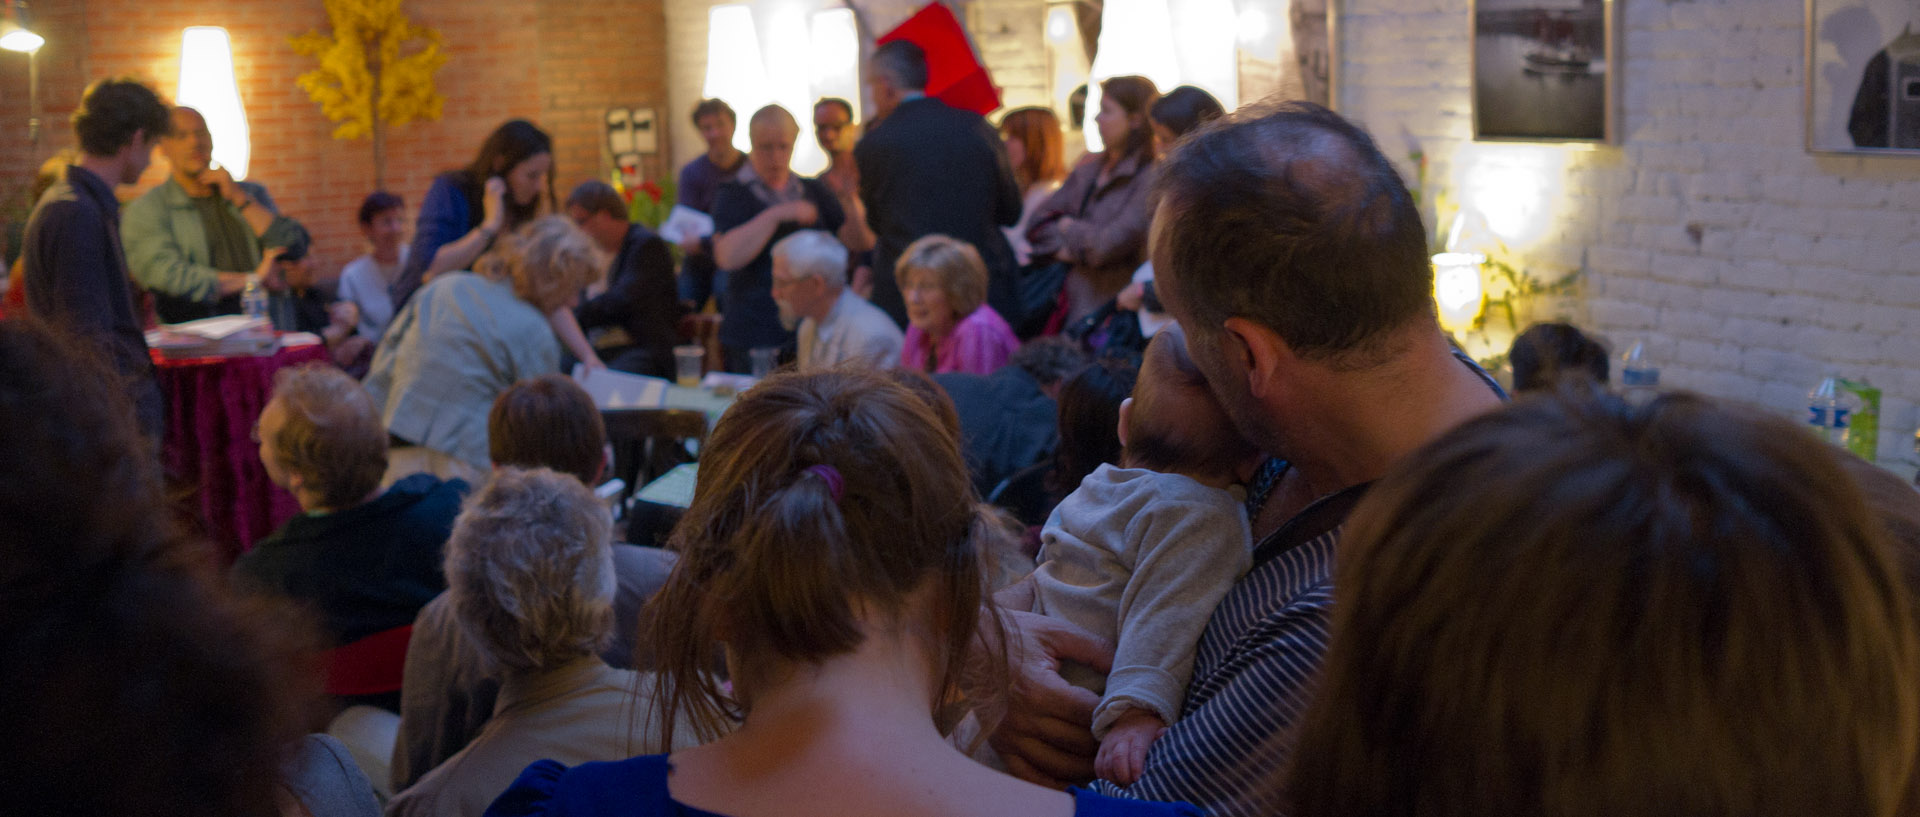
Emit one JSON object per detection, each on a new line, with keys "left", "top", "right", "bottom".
{"left": 291, "top": 0, "right": 446, "bottom": 188}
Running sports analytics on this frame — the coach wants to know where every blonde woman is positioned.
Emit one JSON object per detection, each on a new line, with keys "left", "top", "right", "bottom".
{"left": 897, "top": 234, "right": 1020, "bottom": 376}
{"left": 365, "top": 215, "right": 603, "bottom": 480}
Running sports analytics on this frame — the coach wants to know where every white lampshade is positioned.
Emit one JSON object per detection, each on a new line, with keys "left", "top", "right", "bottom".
{"left": 0, "top": 21, "right": 42, "bottom": 53}
{"left": 177, "top": 27, "right": 250, "bottom": 180}
{"left": 764, "top": 4, "right": 824, "bottom": 176}
{"left": 703, "top": 5, "right": 771, "bottom": 155}
{"left": 1084, "top": 0, "right": 1181, "bottom": 153}
{"left": 1170, "top": 0, "right": 1238, "bottom": 111}
{"left": 809, "top": 9, "right": 860, "bottom": 118}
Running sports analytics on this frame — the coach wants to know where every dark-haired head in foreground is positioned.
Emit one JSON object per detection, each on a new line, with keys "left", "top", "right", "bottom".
{"left": 1508, "top": 321, "right": 1608, "bottom": 392}
{"left": 0, "top": 319, "right": 320, "bottom": 817}
{"left": 1287, "top": 386, "right": 1920, "bottom": 817}
{"left": 643, "top": 368, "right": 1002, "bottom": 747}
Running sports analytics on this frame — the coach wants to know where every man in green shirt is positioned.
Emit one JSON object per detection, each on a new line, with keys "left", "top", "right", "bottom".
{"left": 122, "top": 106, "right": 300, "bottom": 323}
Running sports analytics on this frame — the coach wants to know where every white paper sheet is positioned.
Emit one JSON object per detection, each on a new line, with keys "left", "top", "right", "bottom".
{"left": 574, "top": 364, "right": 671, "bottom": 410}
{"left": 657, "top": 204, "right": 715, "bottom": 245}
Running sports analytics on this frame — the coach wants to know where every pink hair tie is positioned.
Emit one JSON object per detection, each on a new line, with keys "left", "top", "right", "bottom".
{"left": 804, "top": 464, "right": 845, "bottom": 503}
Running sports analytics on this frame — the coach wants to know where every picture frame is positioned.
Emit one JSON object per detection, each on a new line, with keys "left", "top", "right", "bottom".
{"left": 1470, "top": 0, "right": 1616, "bottom": 143}
{"left": 1806, "top": 0, "right": 1920, "bottom": 155}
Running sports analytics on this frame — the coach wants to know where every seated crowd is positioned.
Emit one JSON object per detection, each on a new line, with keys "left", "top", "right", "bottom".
{"left": 8, "top": 42, "right": 1920, "bottom": 817}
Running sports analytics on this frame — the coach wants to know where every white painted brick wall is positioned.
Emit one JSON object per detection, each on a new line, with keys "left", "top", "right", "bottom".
{"left": 1343, "top": 0, "right": 1920, "bottom": 470}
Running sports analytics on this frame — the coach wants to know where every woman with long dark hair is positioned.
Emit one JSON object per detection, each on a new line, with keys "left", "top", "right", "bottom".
{"left": 387, "top": 120, "right": 607, "bottom": 369}
{"left": 1028, "top": 76, "right": 1161, "bottom": 322}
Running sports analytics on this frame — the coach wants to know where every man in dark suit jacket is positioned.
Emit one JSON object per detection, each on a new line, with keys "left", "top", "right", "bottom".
{"left": 855, "top": 40, "right": 1024, "bottom": 327}
{"left": 564, "top": 181, "right": 686, "bottom": 378}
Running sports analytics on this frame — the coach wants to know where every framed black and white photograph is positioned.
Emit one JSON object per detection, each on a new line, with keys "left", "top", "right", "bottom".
{"left": 1471, "top": 0, "right": 1615, "bottom": 142}
{"left": 1807, "top": 0, "right": 1920, "bottom": 154}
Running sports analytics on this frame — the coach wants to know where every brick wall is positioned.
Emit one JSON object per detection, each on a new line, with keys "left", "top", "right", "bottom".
{"left": 1340, "top": 0, "right": 1920, "bottom": 467}
{"left": 0, "top": 0, "right": 667, "bottom": 279}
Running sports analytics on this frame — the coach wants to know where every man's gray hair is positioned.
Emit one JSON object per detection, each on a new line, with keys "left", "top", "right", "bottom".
{"left": 446, "top": 467, "right": 616, "bottom": 673}
{"left": 771, "top": 229, "right": 849, "bottom": 289}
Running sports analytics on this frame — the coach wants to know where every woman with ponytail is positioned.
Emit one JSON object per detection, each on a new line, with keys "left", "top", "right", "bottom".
{"left": 484, "top": 369, "right": 1197, "bottom": 817}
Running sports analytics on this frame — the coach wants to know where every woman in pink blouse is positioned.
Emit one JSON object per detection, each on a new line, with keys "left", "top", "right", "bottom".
{"left": 898, "top": 235, "right": 1019, "bottom": 375}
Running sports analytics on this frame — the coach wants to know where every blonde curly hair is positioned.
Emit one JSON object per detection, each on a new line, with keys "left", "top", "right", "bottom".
{"left": 476, "top": 215, "right": 605, "bottom": 313}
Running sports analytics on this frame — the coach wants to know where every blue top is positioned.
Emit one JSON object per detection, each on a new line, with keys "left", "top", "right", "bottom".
{"left": 484, "top": 755, "right": 1201, "bottom": 817}
{"left": 390, "top": 172, "right": 479, "bottom": 310}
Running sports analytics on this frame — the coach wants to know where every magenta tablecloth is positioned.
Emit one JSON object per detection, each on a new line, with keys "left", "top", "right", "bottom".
{"left": 154, "top": 342, "right": 330, "bottom": 564}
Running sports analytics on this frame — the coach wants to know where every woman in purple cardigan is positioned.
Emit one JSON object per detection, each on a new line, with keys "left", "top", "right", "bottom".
{"left": 898, "top": 234, "right": 1018, "bottom": 376}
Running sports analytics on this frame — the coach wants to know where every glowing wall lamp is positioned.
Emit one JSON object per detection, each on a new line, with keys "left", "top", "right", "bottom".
{"left": 0, "top": 6, "right": 42, "bottom": 53}
{"left": 2, "top": 0, "right": 42, "bottom": 160}
{"left": 177, "top": 27, "right": 250, "bottom": 180}
{"left": 703, "top": 5, "right": 771, "bottom": 154}
{"left": 1084, "top": 0, "right": 1181, "bottom": 152}
{"left": 1433, "top": 251, "right": 1487, "bottom": 334}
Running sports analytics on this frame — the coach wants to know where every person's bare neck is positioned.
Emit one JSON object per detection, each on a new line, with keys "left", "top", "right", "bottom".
{"left": 1271, "top": 327, "right": 1501, "bottom": 502}
{"left": 371, "top": 244, "right": 402, "bottom": 265}
{"left": 667, "top": 619, "right": 991, "bottom": 815}
{"left": 708, "top": 145, "right": 742, "bottom": 167}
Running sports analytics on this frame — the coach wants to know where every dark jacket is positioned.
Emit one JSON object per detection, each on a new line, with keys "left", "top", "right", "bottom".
{"left": 230, "top": 473, "right": 469, "bottom": 646}
{"left": 935, "top": 365, "right": 1059, "bottom": 497}
{"left": 22, "top": 165, "right": 163, "bottom": 438}
{"left": 576, "top": 223, "right": 685, "bottom": 378}
{"left": 855, "top": 96, "right": 1024, "bottom": 325}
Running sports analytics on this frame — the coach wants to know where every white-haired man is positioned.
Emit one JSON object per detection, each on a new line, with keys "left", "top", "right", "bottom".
{"left": 771, "top": 229, "right": 902, "bottom": 370}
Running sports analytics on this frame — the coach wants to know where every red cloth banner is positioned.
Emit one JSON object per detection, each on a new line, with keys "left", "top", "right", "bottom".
{"left": 877, "top": 2, "right": 1001, "bottom": 115}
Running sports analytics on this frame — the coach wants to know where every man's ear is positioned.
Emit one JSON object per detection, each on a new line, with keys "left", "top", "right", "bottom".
{"left": 1116, "top": 397, "right": 1134, "bottom": 449}
{"left": 1222, "top": 316, "right": 1295, "bottom": 403}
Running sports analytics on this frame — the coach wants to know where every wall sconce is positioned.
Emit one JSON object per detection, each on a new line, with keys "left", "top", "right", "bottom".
{"left": 1433, "top": 251, "right": 1487, "bottom": 334}
{"left": 177, "top": 26, "right": 251, "bottom": 180}
{"left": 703, "top": 4, "right": 770, "bottom": 154}
{"left": 0, "top": 0, "right": 41, "bottom": 53}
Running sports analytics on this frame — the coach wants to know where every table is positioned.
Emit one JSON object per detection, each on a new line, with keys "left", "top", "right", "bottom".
{"left": 154, "top": 341, "right": 330, "bottom": 563}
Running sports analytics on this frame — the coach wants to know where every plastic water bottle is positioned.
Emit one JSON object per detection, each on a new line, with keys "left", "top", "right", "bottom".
{"left": 1807, "top": 375, "right": 1857, "bottom": 447}
{"left": 1619, "top": 340, "right": 1659, "bottom": 393}
{"left": 241, "top": 276, "right": 268, "bottom": 322}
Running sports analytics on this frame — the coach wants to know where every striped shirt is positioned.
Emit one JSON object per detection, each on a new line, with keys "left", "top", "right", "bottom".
{"left": 1087, "top": 493, "right": 1344, "bottom": 817}
{"left": 1090, "top": 350, "right": 1502, "bottom": 816}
